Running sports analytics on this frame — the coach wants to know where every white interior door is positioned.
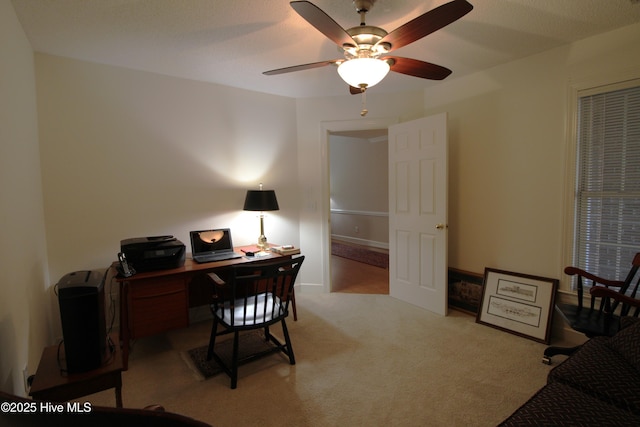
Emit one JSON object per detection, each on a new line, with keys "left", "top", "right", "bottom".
{"left": 389, "top": 113, "right": 448, "bottom": 315}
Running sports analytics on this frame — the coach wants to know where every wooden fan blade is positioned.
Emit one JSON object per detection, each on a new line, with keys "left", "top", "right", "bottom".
{"left": 263, "top": 60, "right": 340, "bottom": 76}
{"left": 378, "top": 0, "right": 473, "bottom": 51}
{"left": 385, "top": 56, "right": 452, "bottom": 80}
{"left": 290, "top": 1, "right": 356, "bottom": 47}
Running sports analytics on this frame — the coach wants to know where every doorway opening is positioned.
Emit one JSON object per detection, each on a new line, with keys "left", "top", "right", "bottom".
{"left": 328, "top": 128, "right": 389, "bottom": 294}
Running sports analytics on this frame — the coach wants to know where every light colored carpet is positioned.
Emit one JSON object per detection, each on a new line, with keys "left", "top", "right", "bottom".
{"left": 86, "top": 293, "right": 556, "bottom": 426}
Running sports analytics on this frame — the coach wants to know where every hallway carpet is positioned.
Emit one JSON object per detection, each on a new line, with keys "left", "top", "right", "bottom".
{"left": 331, "top": 241, "right": 388, "bottom": 269}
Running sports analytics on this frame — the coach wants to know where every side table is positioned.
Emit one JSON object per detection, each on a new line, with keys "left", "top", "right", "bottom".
{"left": 29, "top": 334, "right": 123, "bottom": 407}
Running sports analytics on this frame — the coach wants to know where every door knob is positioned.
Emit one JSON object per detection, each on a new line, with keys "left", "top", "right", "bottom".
{"left": 435, "top": 224, "right": 448, "bottom": 230}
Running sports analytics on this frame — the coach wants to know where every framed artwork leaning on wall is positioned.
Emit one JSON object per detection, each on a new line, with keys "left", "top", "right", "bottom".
{"left": 476, "top": 268, "right": 558, "bottom": 344}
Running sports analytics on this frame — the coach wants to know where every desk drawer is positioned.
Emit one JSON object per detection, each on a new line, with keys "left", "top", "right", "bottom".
{"left": 129, "top": 276, "right": 188, "bottom": 338}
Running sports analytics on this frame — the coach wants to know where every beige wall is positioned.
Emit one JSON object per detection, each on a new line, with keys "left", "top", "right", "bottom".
{"left": 35, "top": 55, "right": 299, "bottom": 286}
{"left": 0, "top": 0, "right": 51, "bottom": 395}
{"left": 425, "top": 22, "right": 640, "bottom": 287}
{"left": 428, "top": 48, "right": 569, "bottom": 280}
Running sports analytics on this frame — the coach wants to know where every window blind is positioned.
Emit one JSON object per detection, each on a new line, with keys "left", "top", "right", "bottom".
{"left": 575, "top": 84, "right": 640, "bottom": 285}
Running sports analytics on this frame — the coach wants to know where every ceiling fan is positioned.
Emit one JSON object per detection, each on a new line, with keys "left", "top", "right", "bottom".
{"left": 264, "top": 0, "right": 473, "bottom": 105}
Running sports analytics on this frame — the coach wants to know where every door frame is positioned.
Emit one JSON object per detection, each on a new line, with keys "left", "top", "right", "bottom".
{"left": 320, "top": 117, "right": 399, "bottom": 293}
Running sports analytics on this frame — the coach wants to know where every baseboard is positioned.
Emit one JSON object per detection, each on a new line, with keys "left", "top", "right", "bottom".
{"left": 331, "top": 234, "right": 388, "bottom": 250}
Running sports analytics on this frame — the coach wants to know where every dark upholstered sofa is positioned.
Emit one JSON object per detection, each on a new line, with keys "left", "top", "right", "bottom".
{"left": 500, "top": 317, "right": 640, "bottom": 426}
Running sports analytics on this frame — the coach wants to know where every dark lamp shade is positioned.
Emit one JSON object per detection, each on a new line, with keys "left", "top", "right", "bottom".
{"left": 243, "top": 190, "right": 279, "bottom": 211}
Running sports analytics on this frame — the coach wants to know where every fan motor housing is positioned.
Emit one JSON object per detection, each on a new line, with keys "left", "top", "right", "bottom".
{"left": 344, "top": 26, "right": 390, "bottom": 56}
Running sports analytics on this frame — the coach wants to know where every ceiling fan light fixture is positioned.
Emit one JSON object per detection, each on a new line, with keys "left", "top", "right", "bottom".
{"left": 337, "top": 57, "right": 390, "bottom": 89}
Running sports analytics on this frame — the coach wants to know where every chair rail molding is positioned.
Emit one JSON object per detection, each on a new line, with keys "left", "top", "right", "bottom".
{"left": 330, "top": 209, "right": 388, "bottom": 217}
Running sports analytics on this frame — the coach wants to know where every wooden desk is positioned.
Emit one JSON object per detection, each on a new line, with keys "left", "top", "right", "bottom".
{"left": 115, "top": 246, "right": 295, "bottom": 369}
{"left": 30, "top": 334, "right": 123, "bottom": 407}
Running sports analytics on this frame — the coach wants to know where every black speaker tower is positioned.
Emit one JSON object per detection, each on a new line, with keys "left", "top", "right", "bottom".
{"left": 57, "top": 269, "right": 108, "bottom": 373}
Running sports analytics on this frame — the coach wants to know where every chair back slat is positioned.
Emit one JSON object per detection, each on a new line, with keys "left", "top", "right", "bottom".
{"left": 629, "top": 274, "right": 640, "bottom": 298}
{"left": 216, "top": 256, "right": 304, "bottom": 327}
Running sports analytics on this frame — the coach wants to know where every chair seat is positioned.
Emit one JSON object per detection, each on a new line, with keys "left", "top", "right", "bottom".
{"left": 556, "top": 303, "right": 620, "bottom": 337}
{"left": 215, "top": 293, "right": 285, "bottom": 327}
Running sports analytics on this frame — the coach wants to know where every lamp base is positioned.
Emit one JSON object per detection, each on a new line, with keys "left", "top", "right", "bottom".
{"left": 255, "top": 237, "right": 271, "bottom": 257}
{"left": 256, "top": 235, "right": 268, "bottom": 251}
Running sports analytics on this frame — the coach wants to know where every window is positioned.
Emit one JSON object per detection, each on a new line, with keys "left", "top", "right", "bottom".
{"left": 572, "top": 83, "right": 640, "bottom": 285}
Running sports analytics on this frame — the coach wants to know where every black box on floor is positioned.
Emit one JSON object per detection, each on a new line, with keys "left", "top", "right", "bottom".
{"left": 120, "top": 235, "right": 185, "bottom": 272}
{"left": 57, "top": 269, "right": 108, "bottom": 373}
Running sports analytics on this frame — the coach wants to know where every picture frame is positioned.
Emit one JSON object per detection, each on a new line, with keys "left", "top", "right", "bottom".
{"left": 476, "top": 268, "right": 558, "bottom": 344}
{"left": 448, "top": 268, "right": 484, "bottom": 315}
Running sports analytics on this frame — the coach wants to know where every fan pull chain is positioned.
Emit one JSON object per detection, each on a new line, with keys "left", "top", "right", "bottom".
{"left": 360, "top": 88, "right": 368, "bottom": 117}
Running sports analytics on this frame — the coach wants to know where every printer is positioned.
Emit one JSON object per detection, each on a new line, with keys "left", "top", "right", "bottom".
{"left": 120, "top": 235, "right": 185, "bottom": 272}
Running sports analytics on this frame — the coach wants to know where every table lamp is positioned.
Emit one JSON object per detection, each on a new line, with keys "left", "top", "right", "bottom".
{"left": 243, "top": 183, "right": 279, "bottom": 252}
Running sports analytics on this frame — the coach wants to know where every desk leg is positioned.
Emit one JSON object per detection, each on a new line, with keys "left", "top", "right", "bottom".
{"left": 114, "top": 352, "right": 123, "bottom": 407}
{"left": 120, "top": 281, "right": 130, "bottom": 370}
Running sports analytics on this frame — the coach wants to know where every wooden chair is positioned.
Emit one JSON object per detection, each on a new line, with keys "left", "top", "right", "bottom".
{"left": 590, "top": 286, "right": 640, "bottom": 317}
{"left": 206, "top": 256, "right": 304, "bottom": 389}
{"left": 542, "top": 253, "right": 640, "bottom": 364}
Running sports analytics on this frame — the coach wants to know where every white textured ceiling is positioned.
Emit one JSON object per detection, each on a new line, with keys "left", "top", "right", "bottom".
{"left": 10, "top": 0, "right": 640, "bottom": 98}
